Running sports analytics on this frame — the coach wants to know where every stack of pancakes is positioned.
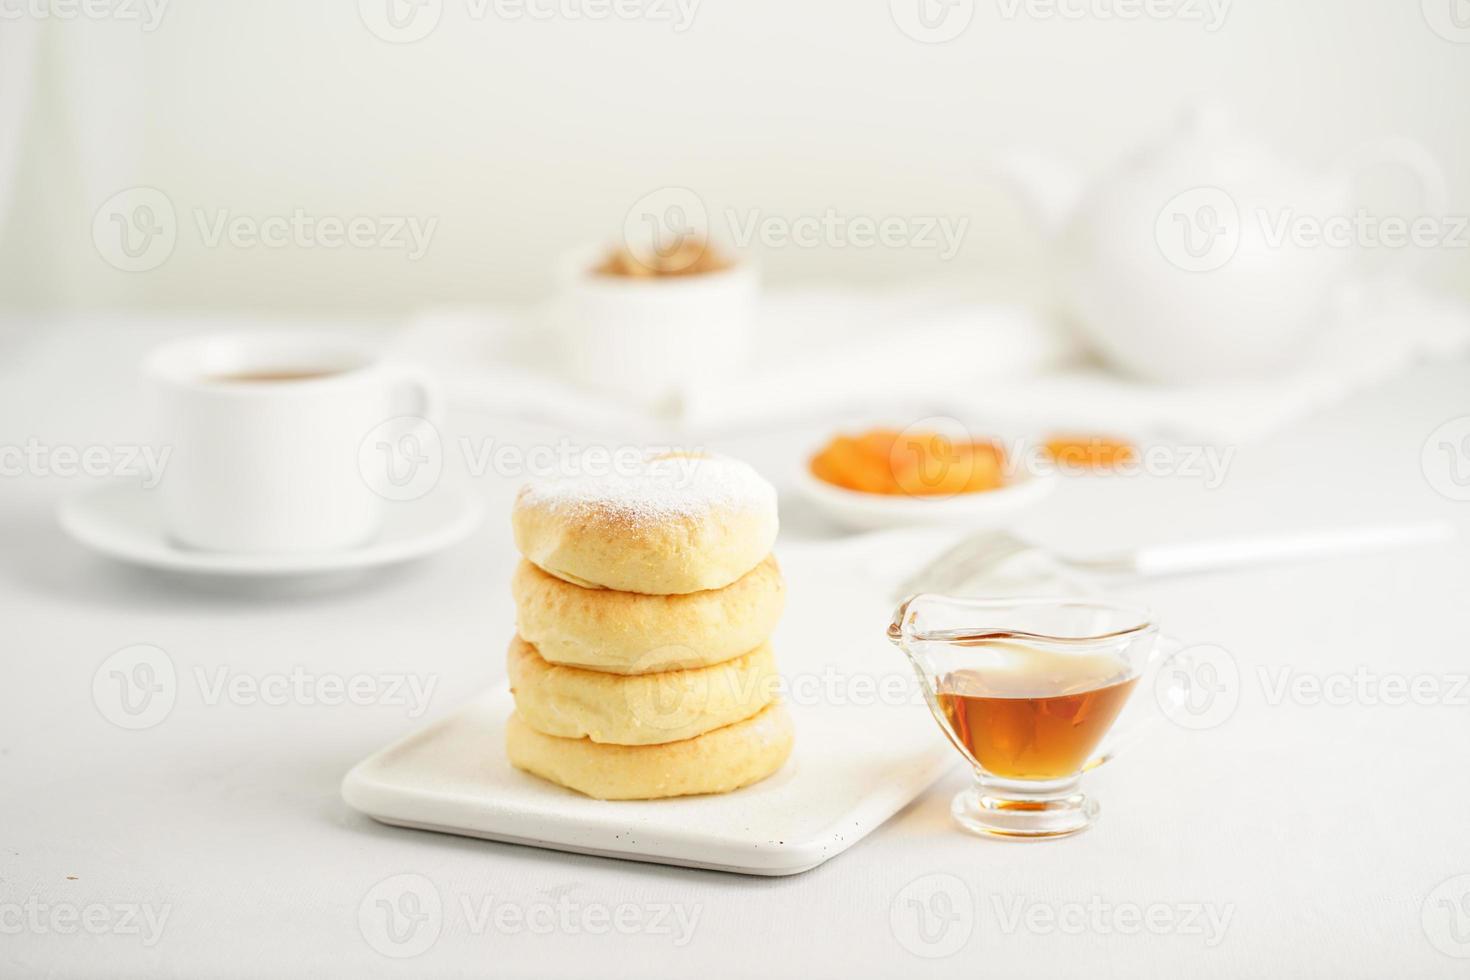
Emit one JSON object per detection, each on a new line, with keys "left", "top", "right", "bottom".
{"left": 505, "top": 455, "right": 794, "bottom": 800}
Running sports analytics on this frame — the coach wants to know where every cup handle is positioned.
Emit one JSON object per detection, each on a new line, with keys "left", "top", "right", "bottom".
{"left": 1084, "top": 633, "right": 1190, "bottom": 771}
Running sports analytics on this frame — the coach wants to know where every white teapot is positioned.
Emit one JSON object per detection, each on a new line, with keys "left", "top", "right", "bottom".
{"left": 996, "top": 105, "right": 1445, "bottom": 382}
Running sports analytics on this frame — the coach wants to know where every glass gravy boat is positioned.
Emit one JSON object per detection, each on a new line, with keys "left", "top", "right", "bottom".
{"left": 889, "top": 594, "right": 1165, "bottom": 839}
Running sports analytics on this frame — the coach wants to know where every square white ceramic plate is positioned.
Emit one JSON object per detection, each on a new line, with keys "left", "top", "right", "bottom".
{"left": 342, "top": 539, "right": 956, "bottom": 876}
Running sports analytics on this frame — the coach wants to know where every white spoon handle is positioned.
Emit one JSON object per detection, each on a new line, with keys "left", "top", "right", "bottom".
{"left": 1129, "top": 522, "right": 1455, "bottom": 577}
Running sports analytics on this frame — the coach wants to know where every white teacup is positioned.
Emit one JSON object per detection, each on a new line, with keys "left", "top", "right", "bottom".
{"left": 145, "top": 333, "right": 440, "bottom": 554}
{"left": 552, "top": 243, "right": 756, "bottom": 411}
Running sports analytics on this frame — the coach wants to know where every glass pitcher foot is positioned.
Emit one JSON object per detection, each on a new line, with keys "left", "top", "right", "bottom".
{"left": 951, "top": 776, "right": 1098, "bottom": 840}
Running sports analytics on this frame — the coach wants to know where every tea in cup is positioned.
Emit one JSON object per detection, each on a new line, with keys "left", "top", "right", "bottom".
{"left": 145, "top": 333, "right": 440, "bottom": 554}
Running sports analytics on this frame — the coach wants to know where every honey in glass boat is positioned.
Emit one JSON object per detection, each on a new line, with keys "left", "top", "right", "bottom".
{"left": 935, "top": 665, "right": 1138, "bottom": 781}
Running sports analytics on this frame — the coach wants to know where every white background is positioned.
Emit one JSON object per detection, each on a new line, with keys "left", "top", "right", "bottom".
{"left": 2, "top": 0, "right": 1469, "bottom": 313}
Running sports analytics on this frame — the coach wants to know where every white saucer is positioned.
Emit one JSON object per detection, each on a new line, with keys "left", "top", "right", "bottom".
{"left": 58, "top": 482, "right": 485, "bottom": 576}
{"left": 793, "top": 461, "right": 1055, "bottom": 532}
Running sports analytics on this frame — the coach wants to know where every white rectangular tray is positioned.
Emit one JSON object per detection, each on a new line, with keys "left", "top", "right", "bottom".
{"left": 341, "top": 541, "right": 955, "bottom": 876}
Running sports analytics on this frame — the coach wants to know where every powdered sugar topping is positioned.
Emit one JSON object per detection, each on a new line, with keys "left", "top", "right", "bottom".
{"left": 518, "top": 454, "right": 776, "bottom": 526}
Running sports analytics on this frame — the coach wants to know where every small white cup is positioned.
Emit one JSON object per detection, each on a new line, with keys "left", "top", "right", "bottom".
{"left": 145, "top": 333, "right": 440, "bottom": 554}
{"left": 552, "top": 244, "right": 756, "bottom": 411}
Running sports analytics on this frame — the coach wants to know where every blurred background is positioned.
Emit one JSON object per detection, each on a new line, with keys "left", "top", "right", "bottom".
{"left": 2, "top": 0, "right": 1468, "bottom": 315}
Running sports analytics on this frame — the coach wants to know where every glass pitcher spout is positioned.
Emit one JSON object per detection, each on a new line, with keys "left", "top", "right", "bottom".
{"left": 890, "top": 593, "right": 1156, "bottom": 649}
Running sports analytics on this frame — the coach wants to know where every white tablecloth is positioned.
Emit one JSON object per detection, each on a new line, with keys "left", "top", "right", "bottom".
{"left": 4, "top": 317, "right": 1469, "bottom": 978}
